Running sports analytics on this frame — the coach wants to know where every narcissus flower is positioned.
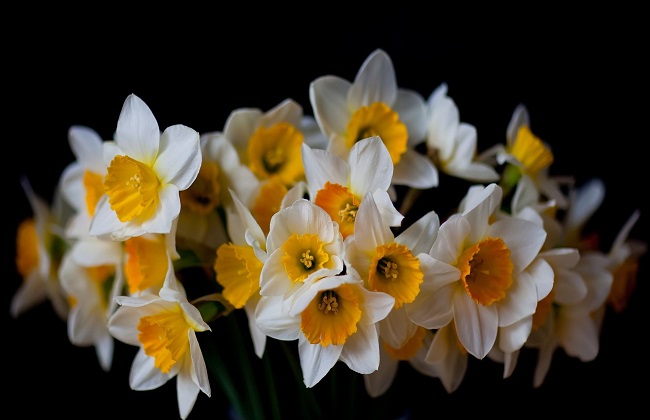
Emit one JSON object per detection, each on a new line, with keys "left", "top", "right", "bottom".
{"left": 89, "top": 94, "right": 201, "bottom": 241}
{"left": 59, "top": 236, "right": 124, "bottom": 371}
{"left": 302, "top": 136, "right": 403, "bottom": 239}
{"left": 12, "top": 177, "right": 69, "bottom": 320}
{"left": 407, "top": 183, "right": 552, "bottom": 359}
{"left": 310, "top": 49, "right": 437, "bottom": 190}
{"left": 255, "top": 268, "right": 394, "bottom": 387}
{"left": 59, "top": 125, "right": 108, "bottom": 238}
{"left": 108, "top": 286, "right": 211, "bottom": 420}
{"left": 259, "top": 199, "right": 345, "bottom": 314}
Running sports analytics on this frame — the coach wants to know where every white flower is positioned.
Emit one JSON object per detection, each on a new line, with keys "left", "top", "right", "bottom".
{"left": 212, "top": 98, "right": 326, "bottom": 188}
{"left": 89, "top": 94, "right": 201, "bottom": 241}
{"left": 425, "top": 83, "right": 499, "bottom": 183}
{"left": 408, "top": 183, "right": 552, "bottom": 359}
{"left": 494, "top": 104, "right": 572, "bottom": 208}
{"left": 11, "top": 177, "right": 69, "bottom": 320}
{"left": 259, "top": 199, "right": 345, "bottom": 314}
{"left": 424, "top": 323, "right": 468, "bottom": 393}
{"left": 58, "top": 125, "right": 108, "bottom": 238}
{"left": 302, "top": 135, "right": 403, "bottom": 239}
{"left": 108, "top": 286, "right": 211, "bottom": 420}
{"left": 59, "top": 236, "right": 124, "bottom": 371}
{"left": 345, "top": 193, "right": 457, "bottom": 349}
{"left": 214, "top": 189, "right": 268, "bottom": 358}
{"left": 310, "top": 48, "right": 437, "bottom": 190}
{"left": 255, "top": 268, "right": 394, "bottom": 388}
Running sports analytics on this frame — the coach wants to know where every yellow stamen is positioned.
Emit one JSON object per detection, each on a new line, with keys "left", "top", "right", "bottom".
{"left": 457, "top": 237, "right": 513, "bottom": 306}
{"left": 346, "top": 102, "right": 408, "bottom": 165}
{"left": 300, "top": 284, "right": 362, "bottom": 346}
{"left": 83, "top": 170, "right": 104, "bottom": 217}
{"left": 15, "top": 219, "right": 39, "bottom": 278}
{"left": 383, "top": 326, "right": 427, "bottom": 360}
{"left": 180, "top": 160, "right": 220, "bottom": 215}
{"left": 137, "top": 306, "right": 190, "bottom": 374}
{"left": 104, "top": 155, "right": 160, "bottom": 223}
{"left": 368, "top": 243, "right": 423, "bottom": 309}
{"left": 215, "top": 243, "right": 263, "bottom": 309}
{"left": 314, "top": 182, "right": 360, "bottom": 239}
{"left": 281, "top": 234, "right": 331, "bottom": 283}
{"left": 247, "top": 122, "right": 304, "bottom": 186}
{"left": 124, "top": 234, "right": 169, "bottom": 294}
{"left": 510, "top": 125, "right": 554, "bottom": 177}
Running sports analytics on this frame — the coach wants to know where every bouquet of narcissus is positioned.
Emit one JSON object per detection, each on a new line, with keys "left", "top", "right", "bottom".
{"left": 11, "top": 49, "right": 645, "bottom": 419}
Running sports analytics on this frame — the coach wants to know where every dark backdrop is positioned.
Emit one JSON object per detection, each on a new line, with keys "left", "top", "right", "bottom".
{"left": 6, "top": 18, "right": 647, "bottom": 419}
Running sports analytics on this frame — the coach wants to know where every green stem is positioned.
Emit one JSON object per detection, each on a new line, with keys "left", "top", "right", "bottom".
{"left": 262, "top": 349, "right": 281, "bottom": 420}
{"left": 280, "top": 341, "right": 324, "bottom": 419}
{"left": 227, "top": 313, "right": 265, "bottom": 420}
{"left": 202, "top": 333, "right": 245, "bottom": 419}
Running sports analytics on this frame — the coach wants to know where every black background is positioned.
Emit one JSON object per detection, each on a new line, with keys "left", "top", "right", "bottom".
{"left": 6, "top": 15, "right": 648, "bottom": 419}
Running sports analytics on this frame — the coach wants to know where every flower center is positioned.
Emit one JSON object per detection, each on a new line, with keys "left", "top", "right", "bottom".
{"left": 215, "top": 243, "right": 263, "bottom": 309}
{"left": 180, "top": 160, "right": 221, "bottom": 215}
{"left": 137, "top": 306, "right": 190, "bottom": 374}
{"left": 368, "top": 242, "right": 423, "bottom": 309}
{"left": 281, "top": 234, "right": 330, "bottom": 282}
{"left": 104, "top": 155, "right": 160, "bottom": 223}
{"left": 314, "top": 182, "right": 360, "bottom": 239}
{"left": 247, "top": 122, "right": 304, "bottom": 186}
{"left": 300, "top": 284, "right": 362, "bottom": 346}
{"left": 346, "top": 102, "right": 408, "bottom": 165}
{"left": 124, "top": 234, "right": 169, "bottom": 294}
{"left": 457, "top": 237, "right": 513, "bottom": 306}
{"left": 510, "top": 125, "right": 554, "bottom": 177}
{"left": 15, "top": 219, "right": 39, "bottom": 278}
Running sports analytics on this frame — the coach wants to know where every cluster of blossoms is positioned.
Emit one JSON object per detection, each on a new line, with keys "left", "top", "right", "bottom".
{"left": 11, "top": 49, "right": 645, "bottom": 419}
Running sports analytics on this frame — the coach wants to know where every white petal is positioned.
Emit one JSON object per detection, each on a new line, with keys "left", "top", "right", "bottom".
{"left": 348, "top": 136, "right": 393, "bottom": 195}
{"left": 462, "top": 184, "right": 501, "bottom": 244}
{"left": 229, "top": 188, "right": 265, "bottom": 248}
{"left": 357, "top": 286, "right": 394, "bottom": 325}
{"left": 557, "top": 310, "right": 599, "bottom": 361}
{"left": 429, "top": 215, "right": 469, "bottom": 264}
{"left": 393, "top": 89, "right": 427, "bottom": 146}
{"left": 371, "top": 190, "right": 404, "bottom": 227}
{"left": 188, "top": 330, "right": 211, "bottom": 396}
{"left": 565, "top": 178, "right": 605, "bottom": 229}
{"left": 223, "top": 108, "right": 262, "bottom": 153}
{"left": 155, "top": 125, "right": 201, "bottom": 189}
{"left": 254, "top": 296, "right": 300, "bottom": 341}
{"left": 445, "top": 161, "right": 500, "bottom": 183}
{"left": 498, "top": 317, "right": 533, "bottom": 353}
{"left": 96, "top": 334, "right": 114, "bottom": 372}
{"left": 115, "top": 94, "right": 160, "bottom": 163}
{"left": 301, "top": 143, "right": 348, "bottom": 199}
{"left": 426, "top": 89, "right": 458, "bottom": 160}
{"left": 176, "top": 365, "right": 201, "bottom": 420}
{"left": 553, "top": 268, "right": 587, "bottom": 305}
{"left": 245, "top": 298, "right": 267, "bottom": 358}
{"left": 10, "top": 273, "right": 47, "bottom": 318}
{"left": 363, "top": 345, "right": 398, "bottom": 397}
{"left": 259, "top": 98, "right": 303, "bottom": 127}
{"left": 527, "top": 257, "right": 555, "bottom": 301}
{"left": 309, "top": 75, "right": 352, "bottom": 138}
{"left": 488, "top": 217, "right": 546, "bottom": 274}
{"left": 506, "top": 104, "right": 529, "bottom": 145}
{"left": 130, "top": 348, "right": 171, "bottom": 390}
{"left": 426, "top": 325, "right": 468, "bottom": 393}
{"left": 68, "top": 125, "right": 106, "bottom": 171}
{"left": 259, "top": 250, "right": 294, "bottom": 297}
{"left": 379, "top": 307, "right": 419, "bottom": 349}
{"left": 395, "top": 211, "right": 439, "bottom": 255}
{"left": 533, "top": 339, "right": 556, "bottom": 388}
{"left": 498, "top": 270, "right": 539, "bottom": 327}
{"left": 298, "top": 336, "right": 342, "bottom": 388}
{"left": 353, "top": 193, "right": 394, "bottom": 252}
{"left": 454, "top": 291, "right": 498, "bottom": 359}
{"left": 339, "top": 324, "right": 380, "bottom": 374}
{"left": 349, "top": 49, "right": 397, "bottom": 109}
{"left": 407, "top": 282, "right": 454, "bottom": 329}
{"left": 392, "top": 149, "right": 438, "bottom": 189}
